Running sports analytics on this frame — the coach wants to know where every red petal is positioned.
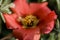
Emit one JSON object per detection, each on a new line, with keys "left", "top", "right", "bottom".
{"left": 23, "top": 32, "right": 40, "bottom": 40}
{"left": 42, "top": 11, "right": 57, "bottom": 24}
{"left": 30, "top": 2, "right": 51, "bottom": 19}
{"left": 3, "top": 14, "right": 21, "bottom": 29}
{"left": 40, "top": 21, "right": 54, "bottom": 34}
{"left": 14, "top": 0, "right": 30, "bottom": 14}
{"left": 13, "top": 28, "right": 40, "bottom": 40}
{"left": 13, "top": 29, "right": 23, "bottom": 40}
{"left": 10, "top": 8, "right": 21, "bottom": 16}
{"left": 30, "top": 2, "right": 48, "bottom": 13}
{"left": 33, "top": 34, "right": 40, "bottom": 40}
{"left": 39, "top": 11, "right": 57, "bottom": 34}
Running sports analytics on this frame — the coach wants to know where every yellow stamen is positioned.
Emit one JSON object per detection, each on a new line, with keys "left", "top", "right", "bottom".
{"left": 18, "top": 15, "right": 39, "bottom": 28}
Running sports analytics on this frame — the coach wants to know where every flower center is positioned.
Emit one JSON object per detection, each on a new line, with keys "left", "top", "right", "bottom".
{"left": 18, "top": 15, "right": 39, "bottom": 28}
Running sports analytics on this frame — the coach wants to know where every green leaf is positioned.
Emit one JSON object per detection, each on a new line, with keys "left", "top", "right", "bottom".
{"left": 0, "top": 0, "right": 14, "bottom": 23}
{"left": 1, "top": 0, "right": 11, "bottom": 7}
{"left": 56, "top": 0, "right": 60, "bottom": 11}
{"left": 10, "top": 37, "right": 16, "bottom": 40}
{"left": 0, "top": 12, "right": 5, "bottom": 23}
{"left": 0, "top": 0, "right": 14, "bottom": 15}
{"left": 48, "top": 33, "right": 55, "bottom": 40}
{"left": 42, "top": 0, "right": 46, "bottom": 2}
{"left": 57, "top": 33, "right": 60, "bottom": 40}
{"left": 0, "top": 3, "right": 14, "bottom": 14}
{"left": 0, "top": 0, "right": 3, "bottom": 5}
{"left": 40, "top": 37, "right": 44, "bottom": 40}
{"left": 53, "top": 19, "right": 60, "bottom": 33}
{"left": 40, "top": 34, "right": 49, "bottom": 40}
{"left": 1, "top": 8, "right": 12, "bottom": 14}
{"left": 56, "top": 19, "right": 60, "bottom": 29}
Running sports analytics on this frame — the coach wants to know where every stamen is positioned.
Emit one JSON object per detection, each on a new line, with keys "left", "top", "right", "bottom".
{"left": 18, "top": 15, "right": 39, "bottom": 28}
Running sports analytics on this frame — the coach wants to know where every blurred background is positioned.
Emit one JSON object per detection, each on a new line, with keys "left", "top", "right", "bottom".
{"left": 0, "top": 0, "right": 60, "bottom": 40}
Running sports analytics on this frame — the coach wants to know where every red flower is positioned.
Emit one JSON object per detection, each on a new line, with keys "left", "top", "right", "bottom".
{"left": 3, "top": 0, "right": 57, "bottom": 40}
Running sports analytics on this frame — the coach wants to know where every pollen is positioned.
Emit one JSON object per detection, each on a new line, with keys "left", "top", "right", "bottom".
{"left": 18, "top": 15, "right": 39, "bottom": 28}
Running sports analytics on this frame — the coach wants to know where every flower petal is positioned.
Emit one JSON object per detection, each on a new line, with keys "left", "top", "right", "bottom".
{"left": 10, "top": 8, "right": 21, "bottom": 16}
{"left": 3, "top": 13, "right": 21, "bottom": 29}
{"left": 24, "top": 33, "right": 40, "bottom": 40}
{"left": 14, "top": 0, "right": 30, "bottom": 14}
{"left": 30, "top": 2, "right": 49, "bottom": 13}
{"left": 13, "top": 29, "right": 23, "bottom": 40}
{"left": 30, "top": 3, "right": 51, "bottom": 19}
{"left": 40, "top": 21, "right": 54, "bottom": 34}
{"left": 42, "top": 11, "right": 57, "bottom": 24}
{"left": 33, "top": 34, "right": 40, "bottom": 40}
{"left": 36, "top": 7, "right": 51, "bottom": 19}
{"left": 39, "top": 11, "right": 57, "bottom": 34}
{"left": 13, "top": 28, "right": 40, "bottom": 40}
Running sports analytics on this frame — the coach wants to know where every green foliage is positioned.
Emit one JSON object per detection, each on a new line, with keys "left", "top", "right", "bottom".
{"left": 0, "top": 0, "right": 13, "bottom": 39}
{"left": 56, "top": 0, "right": 60, "bottom": 11}
{"left": 10, "top": 37, "right": 16, "bottom": 40}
